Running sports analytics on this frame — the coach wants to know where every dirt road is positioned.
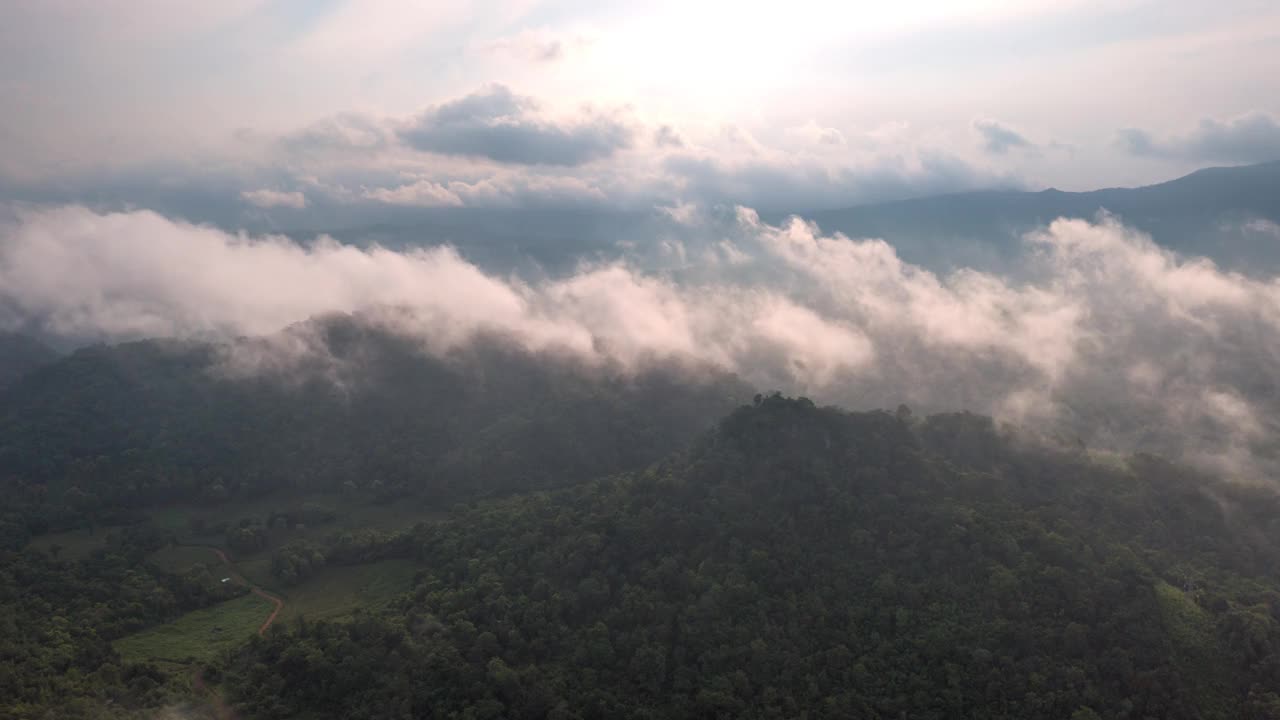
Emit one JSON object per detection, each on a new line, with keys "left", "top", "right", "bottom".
{"left": 192, "top": 667, "right": 235, "bottom": 720}
{"left": 190, "top": 545, "right": 286, "bottom": 719}
{"left": 206, "top": 547, "right": 284, "bottom": 636}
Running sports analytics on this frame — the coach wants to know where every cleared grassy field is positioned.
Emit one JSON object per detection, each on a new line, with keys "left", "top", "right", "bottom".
{"left": 1155, "top": 580, "right": 1216, "bottom": 651}
{"left": 114, "top": 557, "right": 416, "bottom": 667}
{"left": 278, "top": 559, "right": 418, "bottom": 623}
{"left": 153, "top": 492, "right": 445, "bottom": 551}
{"left": 236, "top": 553, "right": 276, "bottom": 589}
{"left": 26, "top": 527, "right": 113, "bottom": 560}
{"left": 148, "top": 544, "right": 223, "bottom": 574}
{"left": 114, "top": 593, "right": 272, "bottom": 664}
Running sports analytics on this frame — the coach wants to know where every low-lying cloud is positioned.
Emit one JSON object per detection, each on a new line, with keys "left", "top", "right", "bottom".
{"left": 3, "top": 203, "right": 1279, "bottom": 479}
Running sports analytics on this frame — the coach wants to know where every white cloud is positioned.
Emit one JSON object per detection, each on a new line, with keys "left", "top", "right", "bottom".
{"left": 6, "top": 204, "right": 1280, "bottom": 477}
{"left": 784, "top": 122, "right": 847, "bottom": 147}
{"left": 656, "top": 201, "right": 699, "bottom": 225}
{"left": 1244, "top": 218, "right": 1280, "bottom": 237}
{"left": 360, "top": 173, "right": 605, "bottom": 208}
{"left": 480, "top": 28, "right": 593, "bottom": 63}
{"left": 362, "top": 180, "right": 463, "bottom": 207}
{"left": 241, "top": 189, "right": 307, "bottom": 209}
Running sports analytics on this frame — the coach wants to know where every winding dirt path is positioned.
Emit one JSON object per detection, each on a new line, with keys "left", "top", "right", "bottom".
{"left": 192, "top": 667, "right": 235, "bottom": 720}
{"left": 249, "top": 586, "right": 284, "bottom": 636}
{"left": 189, "top": 545, "right": 286, "bottom": 719}
{"left": 206, "top": 547, "right": 284, "bottom": 637}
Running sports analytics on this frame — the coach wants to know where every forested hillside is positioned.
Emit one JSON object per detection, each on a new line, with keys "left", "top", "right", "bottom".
{"left": 0, "top": 332, "right": 56, "bottom": 390}
{"left": 0, "top": 315, "right": 748, "bottom": 544}
{"left": 6, "top": 372, "right": 1280, "bottom": 719}
{"left": 221, "top": 396, "right": 1280, "bottom": 720}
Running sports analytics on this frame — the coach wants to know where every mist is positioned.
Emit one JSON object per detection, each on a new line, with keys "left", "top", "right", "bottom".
{"left": 3, "top": 202, "right": 1278, "bottom": 478}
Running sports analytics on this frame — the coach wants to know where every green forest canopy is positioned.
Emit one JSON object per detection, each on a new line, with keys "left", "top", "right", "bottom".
{"left": 3, "top": 328, "right": 1280, "bottom": 719}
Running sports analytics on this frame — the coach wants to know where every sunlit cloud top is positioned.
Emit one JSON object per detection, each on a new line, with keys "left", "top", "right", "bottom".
{"left": 1, "top": 0, "right": 1278, "bottom": 213}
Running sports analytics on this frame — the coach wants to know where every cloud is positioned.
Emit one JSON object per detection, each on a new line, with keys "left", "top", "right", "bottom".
{"left": 360, "top": 173, "right": 606, "bottom": 208}
{"left": 362, "top": 181, "right": 464, "bottom": 207}
{"left": 656, "top": 201, "right": 699, "bottom": 225}
{"left": 1116, "top": 127, "right": 1157, "bottom": 156}
{"left": 241, "top": 189, "right": 307, "bottom": 209}
{"left": 1244, "top": 218, "right": 1280, "bottom": 237}
{"left": 6, "top": 203, "right": 1280, "bottom": 478}
{"left": 3, "top": 83, "right": 1032, "bottom": 228}
{"left": 654, "top": 125, "right": 685, "bottom": 148}
{"left": 279, "top": 113, "right": 390, "bottom": 156}
{"left": 784, "top": 122, "right": 846, "bottom": 147}
{"left": 973, "top": 119, "right": 1033, "bottom": 154}
{"left": 482, "top": 29, "right": 592, "bottom": 63}
{"left": 398, "top": 85, "right": 633, "bottom": 166}
{"left": 664, "top": 150, "right": 1021, "bottom": 210}
{"left": 1118, "top": 112, "right": 1280, "bottom": 163}
{"left": 0, "top": 205, "right": 529, "bottom": 341}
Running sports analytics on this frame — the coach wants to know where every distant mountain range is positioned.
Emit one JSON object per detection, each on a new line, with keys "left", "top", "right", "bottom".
{"left": 303, "top": 162, "right": 1280, "bottom": 277}
{"left": 796, "top": 161, "right": 1280, "bottom": 274}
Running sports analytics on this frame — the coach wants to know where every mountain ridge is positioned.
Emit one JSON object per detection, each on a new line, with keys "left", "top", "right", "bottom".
{"left": 796, "top": 161, "right": 1280, "bottom": 274}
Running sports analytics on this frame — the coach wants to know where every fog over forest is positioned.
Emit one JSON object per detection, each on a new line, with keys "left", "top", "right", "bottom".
{"left": 4, "top": 199, "right": 1279, "bottom": 478}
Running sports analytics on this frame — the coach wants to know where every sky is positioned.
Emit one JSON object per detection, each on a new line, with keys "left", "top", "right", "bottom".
{"left": 2, "top": 0, "right": 1279, "bottom": 219}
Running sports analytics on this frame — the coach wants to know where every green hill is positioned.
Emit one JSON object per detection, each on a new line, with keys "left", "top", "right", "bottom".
{"left": 222, "top": 396, "right": 1280, "bottom": 719}
{"left": 0, "top": 332, "right": 56, "bottom": 390}
{"left": 0, "top": 315, "right": 748, "bottom": 541}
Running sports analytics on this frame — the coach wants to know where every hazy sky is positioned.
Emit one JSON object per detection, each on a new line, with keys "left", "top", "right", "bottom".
{"left": 2, "top": 0, "right": 1279, "bottom": 216}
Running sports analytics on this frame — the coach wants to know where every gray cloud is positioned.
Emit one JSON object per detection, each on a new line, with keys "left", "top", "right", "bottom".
{"left": 278, "top": 113, "right": 390, "bottom": 156}
{"left": 1118, "top": 112, "right": 1280, "bottom": 163}
{"left": 654, "top": 125, "right": 685, "bottom": 148}
{"left": 0, "top": 89, "right": 1034, "bottom": 233}
{"left": 399, "top": 85, "right": 633, "bottom": 166}
{"left": 5, "top": 204, "right": 1280, "bottom": 480}
{"left": 1116, "top": 127, "right": 1157, "bottom": 156}
{"left": 242, "top": 189, "right": 307, "bottom": 209}
{"left": 973, "top": 119, "right": 1033, "bottom": 155}
{"left": 665, "top": 151, "right": 1022, "bottom": 210}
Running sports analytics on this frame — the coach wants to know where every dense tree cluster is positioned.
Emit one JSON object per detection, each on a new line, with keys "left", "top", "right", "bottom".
{"left": 0, "top": 332, "right": 57, "bottom": 390}
{"left": 0, "top": 526, "right": 243, "bottom": 718}
{"left": 226, "top": 519, "right": 270, "bottom": 555}
{"left": 271, "top": 540, "right": 327, "bottom": 585}
{"left": 225, "top": 397, "right": 1280, "bottom": 719}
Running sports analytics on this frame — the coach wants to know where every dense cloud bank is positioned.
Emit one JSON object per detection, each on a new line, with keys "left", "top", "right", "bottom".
{"left": 2, "top": 204, "right": 1278, "bottom": 477}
